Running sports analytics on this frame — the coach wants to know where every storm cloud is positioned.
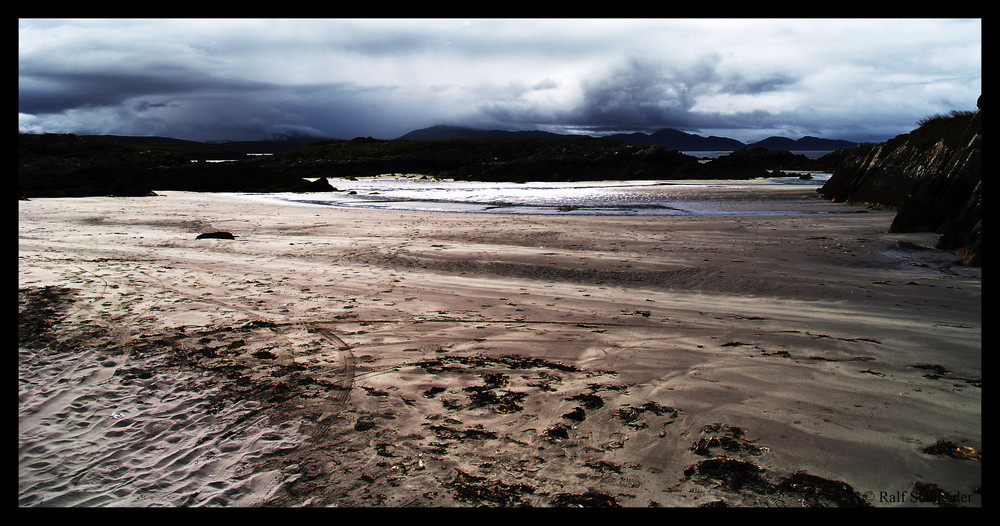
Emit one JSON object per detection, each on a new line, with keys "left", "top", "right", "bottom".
{"left": 18, "top": 18, "right": 981, "bottom": 144}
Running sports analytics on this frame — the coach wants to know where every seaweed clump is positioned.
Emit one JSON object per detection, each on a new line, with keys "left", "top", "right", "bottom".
{"left": 691, "top": 423, "right": 768, "bottom": 457}
{"left": 683, "top": 459, "right": 872, "bottom": 507}
{"left": 444, "top": 469, "right": 535, "bottom": 507}
{"left": 921, "top": 440, "right": 981, "bottom": 461}
{"left": 684, "top": 457, "right": 772, "bottom": 493}
{"left": 463, "top": 372, "right": 528, "bottom": 414}
{"left": 773, "top": 472, "right": 871, "bottom": 507}
{"left": 614, "top": 401, "right": 679, "bottom": 429}
{"left": 550, "top": 490, "right": 620, "bottom": 507}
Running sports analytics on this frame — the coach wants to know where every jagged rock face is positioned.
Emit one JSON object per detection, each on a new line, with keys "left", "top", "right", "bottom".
{"left": 820, "top": 101, "right": 981, "bottom": 266}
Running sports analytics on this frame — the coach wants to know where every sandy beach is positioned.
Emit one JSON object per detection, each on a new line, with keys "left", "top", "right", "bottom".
{"left": 18, "top": 183, "right": 981, "bottom": 507}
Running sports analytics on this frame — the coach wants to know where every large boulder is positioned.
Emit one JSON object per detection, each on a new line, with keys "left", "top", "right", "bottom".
{"left": 196, "top": 231, "right": 236, "bottom": 240}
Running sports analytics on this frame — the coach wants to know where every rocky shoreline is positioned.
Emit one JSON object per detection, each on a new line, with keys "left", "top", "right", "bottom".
{"left": 18, "top": 99, "right": 982, "bottom": 267}
{"left": 819, "top": 98, "right": 981, "bottom": 265}
{"left": 18, "top": 133, "right": 837, "bottom": 200}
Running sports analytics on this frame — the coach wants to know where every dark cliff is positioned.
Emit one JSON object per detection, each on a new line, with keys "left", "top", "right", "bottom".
{"left": 819, "top": 99, "right": 981, "bottom": 266}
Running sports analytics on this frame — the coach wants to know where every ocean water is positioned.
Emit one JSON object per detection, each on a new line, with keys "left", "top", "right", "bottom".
{"left": 681, "top": 150, "right": 834, "bottom": 160}
{"left": 254, "top": 172, "right": 836, "bottom": 217}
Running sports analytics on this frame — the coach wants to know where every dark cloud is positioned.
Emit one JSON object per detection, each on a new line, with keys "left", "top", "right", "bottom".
{"left": 720, "top": 72, "right": 798, "bottom": 95}
{"left": 18, "top": 19, "right": 981, "bottom": 144}
{"left": 477, "top": 56, "right": 806, "bottom": 138}
{"left": 576, "top": 59, "right": 700, "bottom": 128}
{"left": 18, "top": 63, "right": 268, "bottom": 115}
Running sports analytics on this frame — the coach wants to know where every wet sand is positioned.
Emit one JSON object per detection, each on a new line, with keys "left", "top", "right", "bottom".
{"left": 18, "top": 184, "right": 981, "bottom": 507}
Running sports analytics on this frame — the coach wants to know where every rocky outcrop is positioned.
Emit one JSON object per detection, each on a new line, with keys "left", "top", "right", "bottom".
{"left": 819, "top": 98, "right": 981, "bottom": 265}
{"left": 695, "top": 147, "right": 820, "bottom": 179}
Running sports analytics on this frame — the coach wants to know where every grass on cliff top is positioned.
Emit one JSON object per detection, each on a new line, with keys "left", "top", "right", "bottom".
{"left": 884, "top": 110, "right": 978, "bottom": 152}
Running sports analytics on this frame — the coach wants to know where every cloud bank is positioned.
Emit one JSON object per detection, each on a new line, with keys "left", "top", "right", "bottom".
{"left": 18, "top": 18, "right": 981, "bottom": 144}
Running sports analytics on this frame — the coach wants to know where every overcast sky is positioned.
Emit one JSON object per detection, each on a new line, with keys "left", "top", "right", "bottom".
{"left": 18, "top": 18, "right": 981, "bottom": 144}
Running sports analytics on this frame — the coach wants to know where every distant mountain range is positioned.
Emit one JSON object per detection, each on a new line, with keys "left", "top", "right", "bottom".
{"left": 396, "top": 125, "right": 859, "bottom": 152}
{"left": 86, "top": 125, "right": 858, "bottom": 156}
